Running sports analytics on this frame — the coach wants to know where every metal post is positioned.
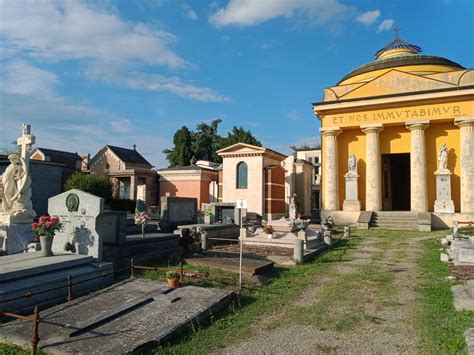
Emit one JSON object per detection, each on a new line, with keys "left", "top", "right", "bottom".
{"left": 130, "top": 257, "right": 135, "bottom": 278}
{"left": 239, "top": 209, "right": 244, "bottom": 291}
{"left": 179, "top": 255, "right": 184, "bottom": 283}
{"left": 67, "top": 275, "right": 73, "bottom": 302}
{"left": 31, "top": 306, "right": 40, "bottom": 355}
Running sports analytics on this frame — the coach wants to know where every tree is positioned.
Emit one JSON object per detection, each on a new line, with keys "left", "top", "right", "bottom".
{"left": 191, "top": 119, "right": 222, "bottom": 163}
{"left": 163, "top": 126, "right": 193, "bottom": 167}
{"left": 219, "top": 126, "right": 262, "bottom": 149}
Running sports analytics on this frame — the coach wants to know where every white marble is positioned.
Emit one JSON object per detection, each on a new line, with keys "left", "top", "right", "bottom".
{"left": 434, "top": 169, "right": 455, "bottom": 213}
{"left": 48, "top": 189, "right": 104, "bottom": 260}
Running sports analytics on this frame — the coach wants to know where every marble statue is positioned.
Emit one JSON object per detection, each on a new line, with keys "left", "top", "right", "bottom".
{"left": 438, "top": 143, "right": 448, "bottom": 170}
{"left": 347, "top": 154, "right": 357, "bottom": 176}
{"left": 289, "top": 193, "right": 298, "bottom": 220}
{"left": 0, "top": 124, "right": 36, "bottom": 220}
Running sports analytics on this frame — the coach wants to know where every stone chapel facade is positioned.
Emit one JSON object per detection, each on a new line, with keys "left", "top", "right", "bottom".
{"left": 313, "top": 37, "right": 473, "bottom": 227}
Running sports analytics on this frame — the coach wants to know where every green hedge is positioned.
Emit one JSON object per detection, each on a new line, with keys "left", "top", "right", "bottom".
{"left": 64, "top": 172, "right": 112, "bottom": 200}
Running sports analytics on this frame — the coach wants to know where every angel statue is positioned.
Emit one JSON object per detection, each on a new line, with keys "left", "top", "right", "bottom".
{"left": 438, "top": 143, "right": 448, "bottom": 170}
{"left": 0, "top": 154, "right": 34, "bottom": 215}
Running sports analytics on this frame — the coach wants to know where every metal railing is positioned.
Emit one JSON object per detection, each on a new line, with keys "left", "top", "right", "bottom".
{"left": 0, "top": 307, "right": 40, "bottom": 354}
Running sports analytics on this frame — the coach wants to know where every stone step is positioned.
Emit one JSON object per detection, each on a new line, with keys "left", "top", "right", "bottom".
{"left": 371, "top": 226, "right": 418, "bottom": 231}
{"left": 371, "top": 223, "right": 418, "bottom": 229}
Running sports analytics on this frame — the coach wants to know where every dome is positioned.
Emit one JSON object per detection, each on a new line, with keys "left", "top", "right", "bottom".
{"left": 338, "top": 37, "right": 464, "bottom": 85}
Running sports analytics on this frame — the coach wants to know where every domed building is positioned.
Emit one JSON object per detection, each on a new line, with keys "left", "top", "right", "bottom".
{"left": 313, "top": 36, "right": 474, "bottom": 229}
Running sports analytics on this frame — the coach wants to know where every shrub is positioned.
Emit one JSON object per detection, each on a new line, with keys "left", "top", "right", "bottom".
{"left": 166, "top": 271, "right": 180, "bottom": 279}
{"left": 64, "top": 172, "right": 112, "bottom": 200}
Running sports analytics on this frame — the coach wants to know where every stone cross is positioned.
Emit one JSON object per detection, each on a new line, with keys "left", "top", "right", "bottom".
{"left": 16, "top": 123, "right": 35, "bottom": 168}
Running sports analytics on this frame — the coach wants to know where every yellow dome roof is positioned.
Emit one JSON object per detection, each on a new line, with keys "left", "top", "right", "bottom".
{"left": 338, "top": 37, "right": 464, "bottom": 85}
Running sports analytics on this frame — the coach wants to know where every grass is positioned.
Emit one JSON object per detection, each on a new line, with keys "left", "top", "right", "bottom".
{"left": 0, "top": 343, "right": 32, "bottom": 355}
{"left": 149, "top": 237, "right": 357, "bottom": 354}
{"left": 415, "top": 238, "right": 474, "bottom": 354}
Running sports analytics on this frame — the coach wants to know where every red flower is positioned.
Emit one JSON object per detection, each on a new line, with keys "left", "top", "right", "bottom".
{"left": 32, "top": 222, "right": 38, "bottom": 229}
{"left": 39, "top": 216, "right": 49, "bottom": 223}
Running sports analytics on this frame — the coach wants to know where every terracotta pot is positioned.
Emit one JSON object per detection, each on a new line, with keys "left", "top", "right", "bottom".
{"left": 39, "top": 234, "right": 54, "bottom": 257}
{"left": 167, "top": 277, "right": 181, "bottom": 288}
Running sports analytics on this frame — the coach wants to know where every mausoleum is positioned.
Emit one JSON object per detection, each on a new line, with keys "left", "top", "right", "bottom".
{"left": 313, "top": 36, "right": 474, "bottom": 227}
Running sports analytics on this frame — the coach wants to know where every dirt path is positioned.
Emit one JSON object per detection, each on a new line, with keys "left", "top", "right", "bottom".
{"left": 219, "top": 232, "right": 428, "bottom": 354}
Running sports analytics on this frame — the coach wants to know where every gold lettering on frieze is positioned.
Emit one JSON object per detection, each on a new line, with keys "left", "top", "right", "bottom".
{"left": 330, "top": 105, "right": 467, "bottom": 126}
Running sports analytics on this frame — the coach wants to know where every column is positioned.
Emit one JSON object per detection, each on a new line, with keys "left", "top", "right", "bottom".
{"left": 361, "top": 124, "right": 383, "bottom": 211}
{"left": 455, "top": 117, "right": 474, "bottom": 213}
{"left": 406, "top": 121, "right": 429, "bottom": 212}
{"left": 320, "top": 127, "right": 342, "bottom": 210}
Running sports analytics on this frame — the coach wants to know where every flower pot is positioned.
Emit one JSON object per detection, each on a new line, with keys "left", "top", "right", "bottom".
{"left": 39, "top": 235, "right": 54, "bottom": 257}
{"left": 266, "top": 233, "right": 273, "bottom": 239}
{"left": 167, "top": 277, "right": 181, "bottom": 288}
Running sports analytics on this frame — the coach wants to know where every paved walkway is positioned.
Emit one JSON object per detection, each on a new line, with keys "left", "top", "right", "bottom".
{"left": 220, "top": 232, "right": 426, "bottom": 354}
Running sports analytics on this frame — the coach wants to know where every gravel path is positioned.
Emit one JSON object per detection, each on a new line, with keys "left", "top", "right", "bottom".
{"left": 218, "top": 233, "right": 426, "bottom": 355}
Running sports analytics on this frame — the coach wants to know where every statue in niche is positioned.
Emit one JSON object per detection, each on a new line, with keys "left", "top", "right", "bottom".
{"left": 346, "top": 154, "right": 357, "bottom": 177}
{"left": 289, "top": 193, "right": 298, "bottom": 220}
{"left": 438, "top": 143, "right": 448, "bottom": 170}
{"left": 0, "top": 154, "right": 33, "bottom": 214}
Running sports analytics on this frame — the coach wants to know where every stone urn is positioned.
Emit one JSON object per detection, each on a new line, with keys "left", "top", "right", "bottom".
{"left": 39, "top": 234, "right": 54, "bottom": 257}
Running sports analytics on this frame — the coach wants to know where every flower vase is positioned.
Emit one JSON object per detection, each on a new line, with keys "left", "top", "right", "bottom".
{"left": 141, "top": 224, "right": 146, "bottom": 237}
{"left": 266, "top": 233, "right": 273, "bottom": 239}
{"left": 39, "top": 234, "right": 54, "bottom": 257}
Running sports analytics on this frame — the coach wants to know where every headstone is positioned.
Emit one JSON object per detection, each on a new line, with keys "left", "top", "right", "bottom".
{"left": 160, "top": 196, "right": 197, "bottom": 232}
{"left": 48, "top": 189, "right": 105, "bottom": 260}
{"left": 210, "top": 202, "right": 237, "bottom": 224}
{"left": 135, "top": 199, "right": 147, "bottom": 213}
{"left": 343, "top": 154, "right": 360, "bottom": 211}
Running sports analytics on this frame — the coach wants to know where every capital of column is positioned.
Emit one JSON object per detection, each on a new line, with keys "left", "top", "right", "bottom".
{"left": 454, "top": 117, "right": 474, "bottom": 128}
{"left": 320, "top": 126, "right": 342, "bottom": 137}
{"left": 406, "top": 120, "right": 430, "bottom": 131}
{"left": 361, "top": 123, "right": 384, "bottom": 134}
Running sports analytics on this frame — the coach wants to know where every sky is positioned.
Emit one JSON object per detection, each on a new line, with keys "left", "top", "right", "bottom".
{"left": 1, "top": 0, "right": 473, "bottom": 168}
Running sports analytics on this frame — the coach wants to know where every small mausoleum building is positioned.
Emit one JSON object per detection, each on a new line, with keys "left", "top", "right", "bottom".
{"left": 313, "top": 37, "right": 474, "bottom": 228}
{"left": 217, "top": 143, "right": 314, "bottom": 221}
{"left": 89, "top": 145, "right": 158, "bottom": 207}
{"left": 158, "top": 160, "right": 220, "bottom": 207}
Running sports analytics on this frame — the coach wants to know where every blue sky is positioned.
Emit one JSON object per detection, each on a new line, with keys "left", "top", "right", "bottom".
{"left": 1, "top": 0, "right": 473, "bottom": 168}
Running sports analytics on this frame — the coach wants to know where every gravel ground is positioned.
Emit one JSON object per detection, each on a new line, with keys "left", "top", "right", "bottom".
{"left": 218, "top": 233, "right": 425, "bottom": 355}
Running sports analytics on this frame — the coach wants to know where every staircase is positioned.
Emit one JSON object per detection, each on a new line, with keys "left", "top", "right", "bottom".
{"left": 370, "top": 211, "right": 419, "bottom": 230}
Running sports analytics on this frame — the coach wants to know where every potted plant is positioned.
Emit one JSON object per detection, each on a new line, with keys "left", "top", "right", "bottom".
{"left": 134, "top": 211, "right": 150, "bottom": 237}
{"left": 166, "top": 271, "right": 181, "bottom": 288}
{"left": 32, "top": 216, "right": 62, "bottom": 257}
{"left": 263, "top": 224, "right": 274, "bottom": 239}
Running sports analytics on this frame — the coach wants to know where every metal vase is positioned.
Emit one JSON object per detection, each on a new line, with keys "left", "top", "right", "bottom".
{"left": 141, "top": 224, "right": 145, "bottom": 237}
{"left": 39, "top": 235, "right": 54, "bottom": 257}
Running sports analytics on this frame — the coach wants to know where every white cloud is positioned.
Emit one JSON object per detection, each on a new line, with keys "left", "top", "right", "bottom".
{"left": 260, "top": 40, "right": 281, "bottom": 49}
{"left": 0, "top": 61, "right": 170, "bottom": 167}
{"left": 355, "top": 10, "right": 380, "bottom": 26}
{"left": 209, "top": 0, "right": 351, "bottom": 28}
{"left": 84, "top": 62, "right": 231, "bottom": 102}
{"left": 285, "top": 109, "right": 301, "bottom": 121}
{"left": 0, "top": 0, "right": 185, "bottom": 68}
{"left": 377, "top": 19, "right": 396, "bottom": 33}
{"left": 181, "top": 4, "right": 198, "bottom": 20}
{"left": 2, "top": 60, "right": 58, "bottom": 97}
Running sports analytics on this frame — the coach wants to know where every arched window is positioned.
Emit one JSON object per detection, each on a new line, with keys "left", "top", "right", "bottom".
{"left": 236, "top": 162, "right": 248, "bottom": 189}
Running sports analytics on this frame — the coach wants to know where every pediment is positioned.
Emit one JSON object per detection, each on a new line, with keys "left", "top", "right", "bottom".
{"left": 340, "top": 69, "right": 457, "bottom": 100}
{"left": 217, "top": 143, "right": 266, "bottom": 155}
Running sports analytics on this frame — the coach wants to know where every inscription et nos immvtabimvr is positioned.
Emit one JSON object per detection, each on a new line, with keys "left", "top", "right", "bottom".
{"left": 327, "top": 104, "right": 469, "bottom": 126}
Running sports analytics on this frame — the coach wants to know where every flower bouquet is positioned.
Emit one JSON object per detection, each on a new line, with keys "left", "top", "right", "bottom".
{"left": 134, "top": 211, "right": 150, "bottom": 237}
{"left": 32, "top": 216, "right": 62, "bottom": 256}
{"left": 262, "top": 224, "right": 274, "bottom": 239}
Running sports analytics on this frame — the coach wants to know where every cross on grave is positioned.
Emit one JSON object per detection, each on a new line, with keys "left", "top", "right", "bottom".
{"left": 16, "top": 123, "right": 35, "bottom": 168}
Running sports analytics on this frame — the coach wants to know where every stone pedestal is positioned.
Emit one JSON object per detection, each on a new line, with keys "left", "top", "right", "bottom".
{"left": 434, "top": 169, "right": 455, "bottom": 213}
{"left": 0, "top": 223, "right": 35, "bottom": 255}
{"left": 343, "top": 174, "right": 360, "bottom": 211}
